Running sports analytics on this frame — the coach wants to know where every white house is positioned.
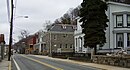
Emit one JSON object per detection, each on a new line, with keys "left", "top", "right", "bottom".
{"left": 74, "top": 1, "right": 130, "bottom": 54}
{"left": 74, "top": 18, "right": 91, "bottom": 53}
{"left": 34, "top": 30, "right": 45, "bottom": 54}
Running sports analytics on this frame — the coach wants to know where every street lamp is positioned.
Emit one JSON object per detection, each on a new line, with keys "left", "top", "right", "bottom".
{"left": 14, "top": 16, "right": 28, "bottom": 19}
{"left": 8, "top": 15, "right": 28, "bottom": 61}
{"left": 8, "top": 12, "right": 28, "bottom": 61}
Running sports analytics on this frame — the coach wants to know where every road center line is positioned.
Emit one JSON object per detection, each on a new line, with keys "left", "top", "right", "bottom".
{"left": 21, "top": 55, "right": 63, "bottom": 70}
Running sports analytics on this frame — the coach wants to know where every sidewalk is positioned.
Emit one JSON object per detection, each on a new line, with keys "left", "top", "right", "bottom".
{"left": 31, "top": 55, "right": 130, "bottom": 70}
{"left": 0, "top": 57, "right": 11, "bottom": 70}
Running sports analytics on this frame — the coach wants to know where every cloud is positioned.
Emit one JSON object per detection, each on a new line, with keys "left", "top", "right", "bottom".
{"left": 0, "top": 0, "right": 82, "bottom": 44}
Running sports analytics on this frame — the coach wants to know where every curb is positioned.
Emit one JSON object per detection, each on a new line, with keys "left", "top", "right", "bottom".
{"left": 8, "top": 61, "right": 11, "bottom": 70}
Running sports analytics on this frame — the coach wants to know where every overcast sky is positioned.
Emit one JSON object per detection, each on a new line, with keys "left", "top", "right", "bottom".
{"left": 0, "top": 0, "right": 82, "bottom": 44}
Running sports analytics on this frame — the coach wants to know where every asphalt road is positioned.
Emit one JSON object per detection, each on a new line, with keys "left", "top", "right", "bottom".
{"left": 12, "top": 54, "right": 101, "bottom": 70}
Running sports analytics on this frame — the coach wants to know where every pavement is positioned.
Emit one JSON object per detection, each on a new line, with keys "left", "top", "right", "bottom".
{"left": 31, "top": 55, "right": 130, "bottom": 70}
{"left": 0, "top": 56, "right": 11, "bottom": 70}
{"left": 1, "top": 54, "right": 130, "bottom": 70}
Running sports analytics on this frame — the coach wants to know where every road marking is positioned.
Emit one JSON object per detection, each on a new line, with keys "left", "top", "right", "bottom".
{"left": 21, "top": 55, "right": 63, "bottom": 70}
{"left": 8, "top": 61, "right": 11, "bottom": 70}
{"left": 12, "top": 56, "right": 21, "bottom": 70}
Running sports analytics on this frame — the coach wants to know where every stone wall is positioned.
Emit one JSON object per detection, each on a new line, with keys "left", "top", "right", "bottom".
{"left": 92, "top": 55, "right": 130, "bottom": 68}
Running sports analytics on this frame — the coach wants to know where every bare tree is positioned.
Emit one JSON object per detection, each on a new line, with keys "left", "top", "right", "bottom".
{"left": 18, "top": 29, "right": 29, "bottom": 40}
{"left": 54, "top": 6, "right": 80, "bottom": 25}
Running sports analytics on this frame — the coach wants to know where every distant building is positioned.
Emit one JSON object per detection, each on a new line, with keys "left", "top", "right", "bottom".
{"left": 26, "top": 35, "right": 37, "bottom": 54}
{"left": 74, "top": 18, "right": 91, "bottom": 54}
{"left": 0, "top": 34, "right": 5, "bottom": 43}
{"left": 0, "top": 34, "right": 6, "bottom": 59}
{"left": 42, "top": 24, "right": 76, "bottom": 55}
{"left": 14, "top": 34, "right": 38, "bottom": 54}
{"left": 34, "top": 30, "right": 46, "bottom": 54}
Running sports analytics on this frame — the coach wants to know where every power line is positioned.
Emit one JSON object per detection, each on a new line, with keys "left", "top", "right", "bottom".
{"left": 6, "top": 0, "right": 10, "bottom": 22}
{"left": 13, "top": 0, "right": 17, "bottom": 18}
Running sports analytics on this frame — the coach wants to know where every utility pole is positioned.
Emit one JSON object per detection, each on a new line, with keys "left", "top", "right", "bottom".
{"left": 8, "top": 0, "right": 14, "bottom": 61}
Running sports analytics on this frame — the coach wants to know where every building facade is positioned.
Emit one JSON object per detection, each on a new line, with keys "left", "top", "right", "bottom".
{"left": 74, "top": 18, "right": 91, "bottom": 53}
{"left": 105, "top": 1, "right": 130, "bottom": 53}
{"left": 0, "top": 34, "right": 5, "bottom": 59}
{"left": 74, "top": 1, "right": 130, "bottom": 54}
{"left": 34, "top": 30, "right": 46, "bottom": 54}
{"left": 44, "top": 24, "right": 76, "bottom": 55}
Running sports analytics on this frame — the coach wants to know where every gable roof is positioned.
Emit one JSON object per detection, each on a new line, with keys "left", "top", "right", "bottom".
{"left": 48, "top": 24, "right": 76, "bottom": 32}
{"left": 108, "top": 0, "right": 130, "bottom": 6}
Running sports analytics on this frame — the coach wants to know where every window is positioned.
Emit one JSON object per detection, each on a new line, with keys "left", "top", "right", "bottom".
{"left": 42, "top": 37, "right": 44, "bottom": 42}
{"left": 116, "top": 33, "right": 123, "bottom": 47}
{"left": 127, "top": 15, "right": 130, "bottom": 27}
{"left": 116, "top": 15, "right": 123, "bottom": 27}
{"left": 65, "top": 44, "right": 67, "bottom": 48}
{"left": 54, "top": 35, "right": 57, "bottom": 40}
{"left": 127, "top": 33, "right": 130, "bottom": 47}
{"left": 62, "top": 25, "right": 66, "bottom": 29}
{"left": 63, "top": 34, "right": 67, "bottom": 38}
{"left": 70, "top": 44, "right": 73, "bottom": 48}
{"left": 41, "top": 44, "right": 43, "bottom": 52}
{"left": 75, "top": 38, "right": 77, "bottom": 47}
{"left": 60, "top": 44, "right": 62, "bottom": 48}
{"left": 44, "top": 44, "right": 47, "bottom": 50}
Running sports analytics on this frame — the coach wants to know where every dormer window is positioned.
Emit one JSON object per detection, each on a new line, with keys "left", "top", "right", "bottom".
{"left": 116, "top": 15, "right": 123, "bottom": 27}
{"left": 62, "top": 25, "right": 66, "bottom": 29}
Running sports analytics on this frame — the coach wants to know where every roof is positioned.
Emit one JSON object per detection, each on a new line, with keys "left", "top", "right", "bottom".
{"left": 108, "top": 1, "right": 130, "bottom": 7}
{"left": 108, "top": 0, "right": 130, "bottom": 4}
{"left": 48, "top": 24, "right": 76, "bottom": 32}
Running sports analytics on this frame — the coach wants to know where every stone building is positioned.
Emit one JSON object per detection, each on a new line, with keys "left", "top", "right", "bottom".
{"left": 42, "top": 24, "right": 76, "bottom": 55}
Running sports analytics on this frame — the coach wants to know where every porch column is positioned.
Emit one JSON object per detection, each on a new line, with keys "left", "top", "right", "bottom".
{"left": 114, "top": 33, "right": 116, "bottom": 49}
{"left": 75, "top": 38, "right": 77, "bottom": 52}
{"left": 39, "top": 44, "right": 41, "bottom": 53}
{"left": 123, "top": 14, "right": 127, "bottom": 27}
{"left": 78, "top": 38, "right": 81, "bottom": 52}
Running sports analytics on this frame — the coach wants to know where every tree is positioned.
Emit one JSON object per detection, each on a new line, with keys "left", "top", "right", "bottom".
{"left": 54, "top": 7, "right": 80, "bottom": 25}
{"left": 54, "top": 19, "right": 61, "bottom": 24}
{"left": 18, "top": 30, "right": 29, "bottom": 40}
{"left": 61, "top": 13, "right": 71, "bottom": 24}
{"left": 79, "top": 0, "right": 108, "bottom": 54}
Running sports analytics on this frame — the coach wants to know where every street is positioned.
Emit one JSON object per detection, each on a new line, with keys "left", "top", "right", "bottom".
{"left": 12, "top": 54, "right": 101, "bottom": 70}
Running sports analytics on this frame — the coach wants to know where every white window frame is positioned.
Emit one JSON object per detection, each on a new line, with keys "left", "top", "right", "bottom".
{"left": 127, "top": 15, "right": 130, "bottom": 27}
{"left": 116, "top": 15, "right": 123, "bottom": 27}
{"left": 54, "top": 35, "right": 57, "bottom": 40}
{"left": 127, "top": 33, "right": 130, "bottom": 47}
{"left": 60, "top": 44, "right": 62, "bottom": 48}
{"left": 116, "top": 33, "right": 124, "bottom": 48}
